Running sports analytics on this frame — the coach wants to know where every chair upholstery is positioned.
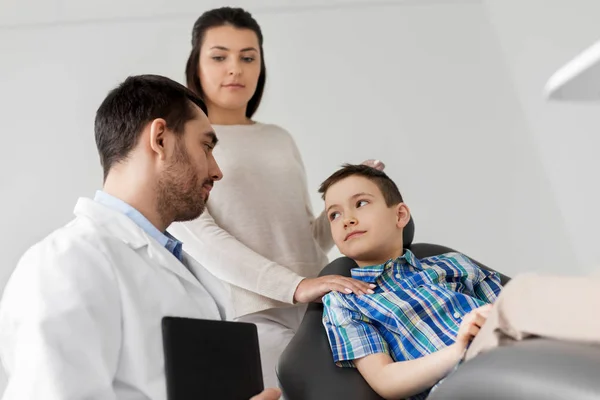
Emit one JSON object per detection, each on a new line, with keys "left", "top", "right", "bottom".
{"left": 428, "top": 339, "right": 600, "bottom": 399}
{"left": 277, "top": 216, "right": 509, "bottom": 399}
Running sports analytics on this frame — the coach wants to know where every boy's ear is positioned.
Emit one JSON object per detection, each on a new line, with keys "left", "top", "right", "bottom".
{"left": 396, "top": 203, "right": 411, "bottom": 229}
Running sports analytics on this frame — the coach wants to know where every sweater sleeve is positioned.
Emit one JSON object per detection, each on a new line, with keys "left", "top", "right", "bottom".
{"left": 168, "top": 209, "right": 305, "bottom": 305}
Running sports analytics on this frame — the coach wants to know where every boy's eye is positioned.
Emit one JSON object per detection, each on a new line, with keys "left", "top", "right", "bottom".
{"left": 329, "top": 211, "right": 340, "bottom": 221}
{"left": 356, "top": 200, "right": 369, "bottom": 208}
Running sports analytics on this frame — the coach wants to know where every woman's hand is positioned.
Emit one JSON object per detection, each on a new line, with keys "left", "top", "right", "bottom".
{"left": 294, "top": 275, "right": 376, "bottom": 303}
{"left": 361, "top": 159, "right": 385, "bottom": 171}
{"left": 250, "top": 388, "right": 281, "bottom": 400}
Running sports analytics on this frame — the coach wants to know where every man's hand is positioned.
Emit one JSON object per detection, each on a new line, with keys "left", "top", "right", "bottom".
{"left": 294, "top": 275, "right": 376, "bottom": 303}
{"left": 455, "top": 304, "right": 492, "bottom": 350}
{"left": 361, "top": 159, "right": 385, "bottom": 171}
{"left": 250, "top": 388, "right": 281, "bottom": 400}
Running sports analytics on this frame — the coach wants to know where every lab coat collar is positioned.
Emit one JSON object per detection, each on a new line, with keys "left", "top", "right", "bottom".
{"left": 73, "top": 197, "right": 201, "bottom": 289}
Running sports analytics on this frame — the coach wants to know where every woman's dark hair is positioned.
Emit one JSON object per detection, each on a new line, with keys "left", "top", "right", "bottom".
{"left": 185, "top": 7, "right": 266, "bottom": 119}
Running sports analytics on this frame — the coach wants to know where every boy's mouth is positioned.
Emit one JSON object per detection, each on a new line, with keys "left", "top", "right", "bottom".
{"left": 344, "top": 230, "right": 366, "bottom": 241}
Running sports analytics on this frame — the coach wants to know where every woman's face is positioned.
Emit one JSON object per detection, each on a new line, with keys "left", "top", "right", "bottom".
{"left": 198, "top": 25, "right": 262, "bottom": 113}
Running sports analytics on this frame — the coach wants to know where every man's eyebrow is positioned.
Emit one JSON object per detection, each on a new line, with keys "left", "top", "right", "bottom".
{"left": 325, "top": 192, "right": 375, "bottom": 213}
{"left": 205, "top": 131, "right": 218, "bottom": 146}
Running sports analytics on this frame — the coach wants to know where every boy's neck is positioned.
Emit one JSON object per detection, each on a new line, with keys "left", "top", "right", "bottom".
{"left": 355, "top": 248, "right": 406, "bottom": 268}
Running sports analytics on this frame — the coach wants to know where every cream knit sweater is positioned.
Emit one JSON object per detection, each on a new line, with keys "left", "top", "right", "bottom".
{"left": 168, "top": 122, "right": 333, "bottom": 318}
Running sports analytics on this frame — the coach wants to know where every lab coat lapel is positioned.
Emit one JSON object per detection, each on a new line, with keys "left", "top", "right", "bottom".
{"left": 74, "top": 197, "right": 205, "bottom": 290}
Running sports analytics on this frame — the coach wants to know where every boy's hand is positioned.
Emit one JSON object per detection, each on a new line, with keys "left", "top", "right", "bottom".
{"left": 361, "top": 159, "right": 385, "bottom": 171}
{"left": 294, "top": 275, "right": 376, "bottom": 303}
{"left": 250, "top": 388, "right": 281, "bottom": 400}
{"left": 455, "top": 304, "right": 492, "bottom": 350}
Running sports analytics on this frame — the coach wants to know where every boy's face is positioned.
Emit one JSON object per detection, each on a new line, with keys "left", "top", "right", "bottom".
{"left": 324, "top": 175, "right": 410, "bottom": 267}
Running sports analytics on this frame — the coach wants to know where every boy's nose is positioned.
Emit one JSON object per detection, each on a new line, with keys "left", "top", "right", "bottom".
{"left": 344, "top": 217, "right": 358, "bottom": 227}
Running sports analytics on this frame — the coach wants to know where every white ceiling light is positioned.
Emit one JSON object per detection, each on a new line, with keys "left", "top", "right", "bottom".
{"left": 545, "top": 39, "right": 600, "bottom": 101}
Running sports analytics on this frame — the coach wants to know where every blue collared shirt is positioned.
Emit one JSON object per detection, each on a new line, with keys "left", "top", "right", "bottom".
{"left": 94, "top": 190, "right": 183, "bottom": 261}
{"left": 322, "top": 250, "right": 502, "bottom": 400}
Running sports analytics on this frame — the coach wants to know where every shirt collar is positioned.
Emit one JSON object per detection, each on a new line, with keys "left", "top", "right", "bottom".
{"left": 350, "top": 249, "right": 422, "bottom": 283}
{"left": 93, "top": 190, "right": 183, "bottom": 260}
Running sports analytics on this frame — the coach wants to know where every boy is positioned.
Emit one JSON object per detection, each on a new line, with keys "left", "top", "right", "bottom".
{"left": 319, "top": 164, "right": 502, "bottom": 400}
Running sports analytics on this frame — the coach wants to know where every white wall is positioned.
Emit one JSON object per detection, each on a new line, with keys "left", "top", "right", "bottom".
{"left": 483, "top": 0, "right": 600, "bottom": 272}
{"left": 258, "top": 1, "right": 577, "bottom": 275}
{"left": 0, "top": 0, "right": 596, "bottom": 393}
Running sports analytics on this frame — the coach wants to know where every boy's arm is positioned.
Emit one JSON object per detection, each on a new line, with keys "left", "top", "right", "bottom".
{"left": 340, "top": 302, "right": 491, "bottom": 400}
{"left": 354, "top": 345, "right": 463, "bottom": 399}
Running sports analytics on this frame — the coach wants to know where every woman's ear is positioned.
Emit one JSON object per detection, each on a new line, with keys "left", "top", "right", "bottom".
{"left": 148, "top": 118, "right": 168, "bottom": 160}
{"left": 396, "top": 203, "right": 411, "bottom": 229}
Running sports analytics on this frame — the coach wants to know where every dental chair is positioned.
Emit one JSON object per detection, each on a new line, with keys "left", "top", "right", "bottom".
{"left": 277, "top": 217, "right": 600, "bottom": 399}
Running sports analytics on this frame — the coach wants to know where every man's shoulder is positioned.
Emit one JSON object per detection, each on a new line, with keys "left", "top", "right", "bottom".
{"left": 26, "top": 215, "right": 111, "bottom": 260}
{"left": 9, "top": 215, "right": 117, "bottom": 289}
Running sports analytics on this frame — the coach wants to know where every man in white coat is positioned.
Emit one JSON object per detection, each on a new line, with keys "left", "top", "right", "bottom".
{"left": 0, "top": 75, "right": 281, "bottom": 400}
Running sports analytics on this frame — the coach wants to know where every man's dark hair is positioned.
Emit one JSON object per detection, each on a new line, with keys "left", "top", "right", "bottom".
{"left": 185, "top": 7, "right": 266, "bottom": 118}
{"left": 95, "top": 74, "right": 207, "bottom": 181}
{"left": 319, "top": 164, "right": 404, "bottom": 207}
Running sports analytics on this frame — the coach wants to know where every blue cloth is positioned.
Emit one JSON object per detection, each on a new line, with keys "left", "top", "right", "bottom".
{"left": 94, "top": 190, "right": 183, "bottom": 261}
{"left": 322, "top": 250, "right": 502, "bottom": 399}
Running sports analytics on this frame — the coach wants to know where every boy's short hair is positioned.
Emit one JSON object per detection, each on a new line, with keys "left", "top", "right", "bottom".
{"left": 319, "top": 164, "right": 404, "bottom": 207}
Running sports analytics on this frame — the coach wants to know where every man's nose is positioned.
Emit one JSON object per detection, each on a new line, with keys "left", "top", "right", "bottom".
{"left": 209, "top": 156, "right": 223, "bottom": 182}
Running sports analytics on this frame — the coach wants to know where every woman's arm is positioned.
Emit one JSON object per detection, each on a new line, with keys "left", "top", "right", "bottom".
{"left": 169, "top": 210, "right": 374, "bottom": 304}
{"left": 169, "top": 209, "right": 304, "bottom": 304}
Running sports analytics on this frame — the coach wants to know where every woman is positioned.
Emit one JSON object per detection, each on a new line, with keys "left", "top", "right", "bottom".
{"left": 169, "top": 7, "right": 384, "bottom": 389}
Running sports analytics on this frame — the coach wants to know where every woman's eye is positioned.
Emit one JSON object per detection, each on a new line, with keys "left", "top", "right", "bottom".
{"left": 356, "top": 200, "right": 369, "bottom": 208}
{"left": 329, "top": 212, "right": 340, "bottom": 221}
{"left": 242, "top": 57, "right": 255, "bottom": 63}
{"left": 212, "top": 56, "right": 225, "bottom": 62}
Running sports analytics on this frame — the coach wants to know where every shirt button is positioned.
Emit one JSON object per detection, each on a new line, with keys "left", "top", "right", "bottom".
{"left": 453, "top": 312, "right": 461, "bottom": 319}
{"left": 431, "top": 286, "right": 437, "bottom": 291}
{"left": 395, "top": 274, "right": 401, "bottom": 279}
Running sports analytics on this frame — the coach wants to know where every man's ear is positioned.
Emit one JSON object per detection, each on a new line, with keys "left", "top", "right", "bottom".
{"left": 148, "top": 118, "right": 168, "bottom": 160}
{"left": 396, "top": 203, "right": 411, "bottom": 229}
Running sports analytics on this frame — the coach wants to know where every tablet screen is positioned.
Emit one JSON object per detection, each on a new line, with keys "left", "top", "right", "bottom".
{"left": 162, "top": 317, "right": 264, "bottom": 400}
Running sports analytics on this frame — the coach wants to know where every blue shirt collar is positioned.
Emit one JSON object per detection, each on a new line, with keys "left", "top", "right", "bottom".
{"left": 93, "top": 190, "right": 183, "bottom": 261}
{"left": 350, "top": 249, "right": 422, "bottom": 283}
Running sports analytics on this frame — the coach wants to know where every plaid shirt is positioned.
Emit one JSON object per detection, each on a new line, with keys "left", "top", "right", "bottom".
{"left": 322, "top": 250, "right": 502, "bottom": 399}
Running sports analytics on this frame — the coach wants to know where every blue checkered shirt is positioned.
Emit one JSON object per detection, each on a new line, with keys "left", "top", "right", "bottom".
{"left": 322, "top": 250, "right": 502, "bottom": 399}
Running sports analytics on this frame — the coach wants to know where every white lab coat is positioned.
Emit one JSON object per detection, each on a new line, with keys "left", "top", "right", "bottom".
{"left": 0, "top": 198, "right": 233, "bottom": 400}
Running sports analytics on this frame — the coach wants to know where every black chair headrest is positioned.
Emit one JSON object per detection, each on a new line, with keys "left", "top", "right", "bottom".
{"left": 404, "top": 215, "right": 415, "bottom": 248}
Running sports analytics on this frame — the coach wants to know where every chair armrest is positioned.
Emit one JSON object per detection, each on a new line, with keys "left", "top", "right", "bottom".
{"left": 428, "top": 339, "right": 600, "bottom": 400}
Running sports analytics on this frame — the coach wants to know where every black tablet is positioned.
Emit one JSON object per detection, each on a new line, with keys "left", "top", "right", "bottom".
{"left": 162, "top": 316, "right": 264, "bottom": 400}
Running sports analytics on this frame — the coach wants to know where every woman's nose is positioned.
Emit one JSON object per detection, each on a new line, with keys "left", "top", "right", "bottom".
{"left": 228, "top": 60, "right": 242, "bottom": 76}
